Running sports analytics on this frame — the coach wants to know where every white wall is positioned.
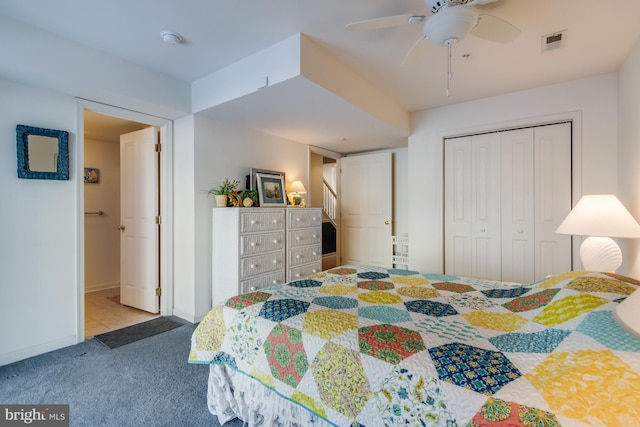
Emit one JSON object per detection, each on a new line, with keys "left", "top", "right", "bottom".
{"left": 0, "top": 80, "right": 79, "bottom": 365}
{"left": 172, "top": 114, "right": 310, "bottom": 322}
{"left": 408, "top": 73, "right": 619, "bottom": 273}
{"left": 0, "top": 16, "right": 190, "bottom": 120}
{"left": 618, "top": 36, "right": 640, "bottom": 278}
{"left": 84, "top": 137, "right": 120, "bottom": 291}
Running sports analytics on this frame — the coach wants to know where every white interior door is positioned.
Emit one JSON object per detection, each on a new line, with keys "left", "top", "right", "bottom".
{"left": 534, "top": 123, "right": 572, "bottom": 278}
{"left": 501, "top": 128, "right": 535, "bottom": 283}
{"left": 340, "top": 152, "right": 392, "bottom": 267}
{"left": 120, "top": 127, "right": 159, "bottom": 313}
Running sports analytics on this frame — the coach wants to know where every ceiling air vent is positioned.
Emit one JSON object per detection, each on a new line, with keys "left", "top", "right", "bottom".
{"left": 542, "top": 30, "right": 567, "bottom": 52}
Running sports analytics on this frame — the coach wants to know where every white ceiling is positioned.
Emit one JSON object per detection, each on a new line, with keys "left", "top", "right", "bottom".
{"left": 2, "top": 0, "right": 640, "bottom": 153}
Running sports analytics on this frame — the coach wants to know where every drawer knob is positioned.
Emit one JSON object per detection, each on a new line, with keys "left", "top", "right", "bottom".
{"left": 250, "top": 242, "right": 256, "bottom": 247}
{"left": 312, "top": 252, "right": 317, "bottom": 256}
{"left": 250, "top": 264, "right": 256, "bottom": 269}
{"left": 296, "top": 236, "right": 301, "bottom": 241}
{"left": 250, "top": 286, "right": 256, "bottom": 291}
{"left": 295, "top": 273, "right": 301, "bottom": 278}
{"left": 312, "top": 269, "right": 317, "bottom": 273}
{"left": 313, "top": 217, "right": 317, "bottom": 221}
{"left": 296, "top": 255, "right": 301, "bottom": 259}
{"left": 273, "top": 239, "right": 278, "bottom": 244}
{"left": 273, "top": 219, "right": 278, "bottom": 224}
{"left": 273, "top": 259, "right": 278, "bottom": 264}
{"left": 312, "top": 234, "right": 317, "bottom": 239}
{"left": 272, "top": 280, "right": 277, "bottom": 284}
{"left": 296, "top": 218, "right": 301, "bottom": 222}
{"left": 250, "top": 220, "right": 256, "bottom": 225}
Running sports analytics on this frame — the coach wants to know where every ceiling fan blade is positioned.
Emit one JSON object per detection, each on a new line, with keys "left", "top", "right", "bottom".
{"left": 345, "top": 14, "right": 421, "bottom": 31}
{"left": 471, "top": 14, "right": 521, "bottom": 43}
{"left": 465, "top": 0, "right": 499, "bottom": 6}
{"left": 401, "top": 36, "right": 431, "bottom": 67}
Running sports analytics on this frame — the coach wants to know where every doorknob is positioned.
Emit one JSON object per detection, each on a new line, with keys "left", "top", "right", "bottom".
{"left": 118, "top": 225, "right": 126, "bottom": 231}
{"left": 384, "top": 220, "right": 390, "bottom": 225}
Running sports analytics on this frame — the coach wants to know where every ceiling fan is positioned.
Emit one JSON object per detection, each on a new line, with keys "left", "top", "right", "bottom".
{"left": 345, "top": 0, "right": 521, "bottom": 68}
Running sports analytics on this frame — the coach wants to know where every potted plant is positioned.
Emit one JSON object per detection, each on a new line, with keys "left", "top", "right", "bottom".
{"left": 208, "top": 178, "right": 239, "bottom": 207}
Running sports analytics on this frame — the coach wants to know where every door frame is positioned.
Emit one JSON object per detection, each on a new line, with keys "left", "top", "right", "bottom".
{"left": 76, "top": 99, "right": 174, "bottom": 341}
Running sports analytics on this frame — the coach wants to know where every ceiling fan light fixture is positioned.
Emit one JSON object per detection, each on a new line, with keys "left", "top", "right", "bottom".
{"left": 424, "top": 5, "right": 479, "bottom": 46}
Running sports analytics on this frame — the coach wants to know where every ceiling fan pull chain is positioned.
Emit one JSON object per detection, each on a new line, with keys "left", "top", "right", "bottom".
{"left": 446, "top": 43, "right": 452, "bottom": 97}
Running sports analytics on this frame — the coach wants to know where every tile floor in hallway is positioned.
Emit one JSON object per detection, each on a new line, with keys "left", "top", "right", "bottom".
{"left": 85, "top": 288, "right": 160, "bottom": 338}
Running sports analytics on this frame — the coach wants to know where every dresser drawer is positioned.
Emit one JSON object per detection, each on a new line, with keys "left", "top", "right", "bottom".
{"left": 288, "top": 244, "right": 322, "bottom": 267}
{"left": 240, "top": 211, "right": 285, "bottom": 233}
{"left": 287, "top": 263, "right": 322, "bottom": 282}
{"left": 288, "top": 227, "right": 321, "bottom": 248}
{"left": 287, "top": 209, "right": 322, "bottom": 230}
{"left": 240, "top": 251, "right": 285, "bottom": 278}
{"left": 239, "top": 271, "right": 284, "bottom": 294}
{"left": 240, "top": 231, "right": 284, "bottom": 256}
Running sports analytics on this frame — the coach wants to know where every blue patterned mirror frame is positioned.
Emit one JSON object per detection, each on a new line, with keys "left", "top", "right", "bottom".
{"left": 16, "top": 124, "right": 69, "bottom": 180}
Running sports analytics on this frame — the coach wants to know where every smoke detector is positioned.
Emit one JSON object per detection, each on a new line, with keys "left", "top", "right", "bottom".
{"left": 161, "top": 31, "right": 183, "bottom": 45}
{"left": 542, "top": 29, "right": 567, "bottom": 52}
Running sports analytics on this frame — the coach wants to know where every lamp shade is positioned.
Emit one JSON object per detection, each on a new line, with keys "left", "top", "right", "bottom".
{"left": 290, "top": 181, "right": 307, "bottom": 194}
{"left": 555, "top": 195, "right": 640, "bottom": 238}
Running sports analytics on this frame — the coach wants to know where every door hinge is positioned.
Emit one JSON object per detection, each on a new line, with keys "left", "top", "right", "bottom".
{"left": 155, "top": 143, "right": 161, "bottom": 152}
{"left": 156, "top": 215, "right": 161, "bottom": 225}
{"left": 155, "top": 287, "right": 162, "bottom": 297}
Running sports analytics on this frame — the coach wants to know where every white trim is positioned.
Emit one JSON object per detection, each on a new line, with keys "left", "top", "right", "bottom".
{"left": 76, "top": 99, "right": 175, "bottom": 343}
{"left": 0, "top": 335, "right": 78, "bottom": 367}
{"left": 85, "top": 282, "right": 120, "bottom": 293}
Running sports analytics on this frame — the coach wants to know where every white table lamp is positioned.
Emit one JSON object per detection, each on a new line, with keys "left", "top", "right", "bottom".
{"left": 288, "top": 181, "right": 307, "bottom": 206}
{"left": 555, "top": 194, "right": 640, "bottom": 272}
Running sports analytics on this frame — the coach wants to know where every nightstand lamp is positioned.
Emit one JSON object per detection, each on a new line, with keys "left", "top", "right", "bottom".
{"left": 288, "top": 181, "right": 307, "bottom": 206}
{"left": 555, "top": 194, "right": 640, "bottom": 273}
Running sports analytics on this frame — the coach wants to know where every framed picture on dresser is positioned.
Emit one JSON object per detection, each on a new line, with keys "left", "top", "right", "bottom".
{"left": 256, "top": 172, "right": 287, "bottom": 207}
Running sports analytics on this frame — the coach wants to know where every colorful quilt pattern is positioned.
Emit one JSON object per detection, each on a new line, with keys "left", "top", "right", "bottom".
{"left": 189, "top": 266, "right": 640, "bottom": 426}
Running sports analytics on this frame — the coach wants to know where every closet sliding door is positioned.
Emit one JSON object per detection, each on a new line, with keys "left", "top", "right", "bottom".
{"left": 444, "top": 123, "right": 572, "bottom": 283}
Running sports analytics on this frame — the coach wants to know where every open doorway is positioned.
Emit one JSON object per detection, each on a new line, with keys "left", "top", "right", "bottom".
{"left": 309, "top": 149, "right": 340, "bottom": 270}
{"left": 83, "top": 111, "right": 159, "bottom": 338}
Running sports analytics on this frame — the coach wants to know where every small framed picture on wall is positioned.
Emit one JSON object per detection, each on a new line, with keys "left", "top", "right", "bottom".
{"left": 84, "top": 168, "right": 100, "bottom": 183}
{"left": 256, "top": 172, "right": 287, "bottom": 207}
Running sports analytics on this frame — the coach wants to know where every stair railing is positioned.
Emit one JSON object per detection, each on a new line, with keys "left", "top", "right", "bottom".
{"left": 323, "top": 179, "right": 337, "bottom": 226}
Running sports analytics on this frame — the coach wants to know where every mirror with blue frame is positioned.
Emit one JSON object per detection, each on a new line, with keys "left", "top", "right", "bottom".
{"left": 16, "top": 124, "right": 69, "bottom": 180}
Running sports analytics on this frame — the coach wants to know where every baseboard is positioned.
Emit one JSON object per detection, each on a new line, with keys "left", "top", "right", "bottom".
{"left": 172, "top": 308, "right": 205, "bottom": 324}
{"left": 322, "top": 252, "right": 337, "bottom": 270}
{"left": 85, "top": 281, "right": 119, "bottom": 293}
{"left": 0, "top": 335, "right": 78, "bottom": 367}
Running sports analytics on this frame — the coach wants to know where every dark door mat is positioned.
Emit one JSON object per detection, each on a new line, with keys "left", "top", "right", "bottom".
{"left": 94, "top": 317, "right": 182, "bottom": 349}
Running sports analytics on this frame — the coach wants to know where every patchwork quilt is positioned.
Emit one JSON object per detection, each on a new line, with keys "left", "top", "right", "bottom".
{"left": 189, "top": 265, "right": 640, "bottom": 426}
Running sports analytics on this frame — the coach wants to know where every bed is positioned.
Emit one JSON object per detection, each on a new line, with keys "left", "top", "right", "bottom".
{"left": 189, "top": 265, "right": 640, "bottom": 426}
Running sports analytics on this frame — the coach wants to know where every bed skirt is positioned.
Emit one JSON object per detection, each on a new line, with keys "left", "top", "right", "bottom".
{"left": 207, "top": 364, "right": 334, "bottom": 427}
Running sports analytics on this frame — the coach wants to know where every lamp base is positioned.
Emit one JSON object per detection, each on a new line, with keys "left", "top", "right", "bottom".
{"left": 579, "top": 236, "right": 622, "bottom": 272}
{"left": 615, "top": 288, "right": 640, "bottom": 339}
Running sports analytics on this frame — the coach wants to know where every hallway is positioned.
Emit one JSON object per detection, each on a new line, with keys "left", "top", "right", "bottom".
{"left": 84, "top": 288, "right": 159, "bottom": 338}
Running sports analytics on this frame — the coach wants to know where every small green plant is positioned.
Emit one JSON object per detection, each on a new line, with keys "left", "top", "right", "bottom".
{"left": 208, "top": 178, "right": 239, "bottom": 196}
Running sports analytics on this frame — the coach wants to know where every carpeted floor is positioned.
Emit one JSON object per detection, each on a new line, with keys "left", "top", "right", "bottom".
{"left": 0, "top": 318, "right": 244, "bottom": 427}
